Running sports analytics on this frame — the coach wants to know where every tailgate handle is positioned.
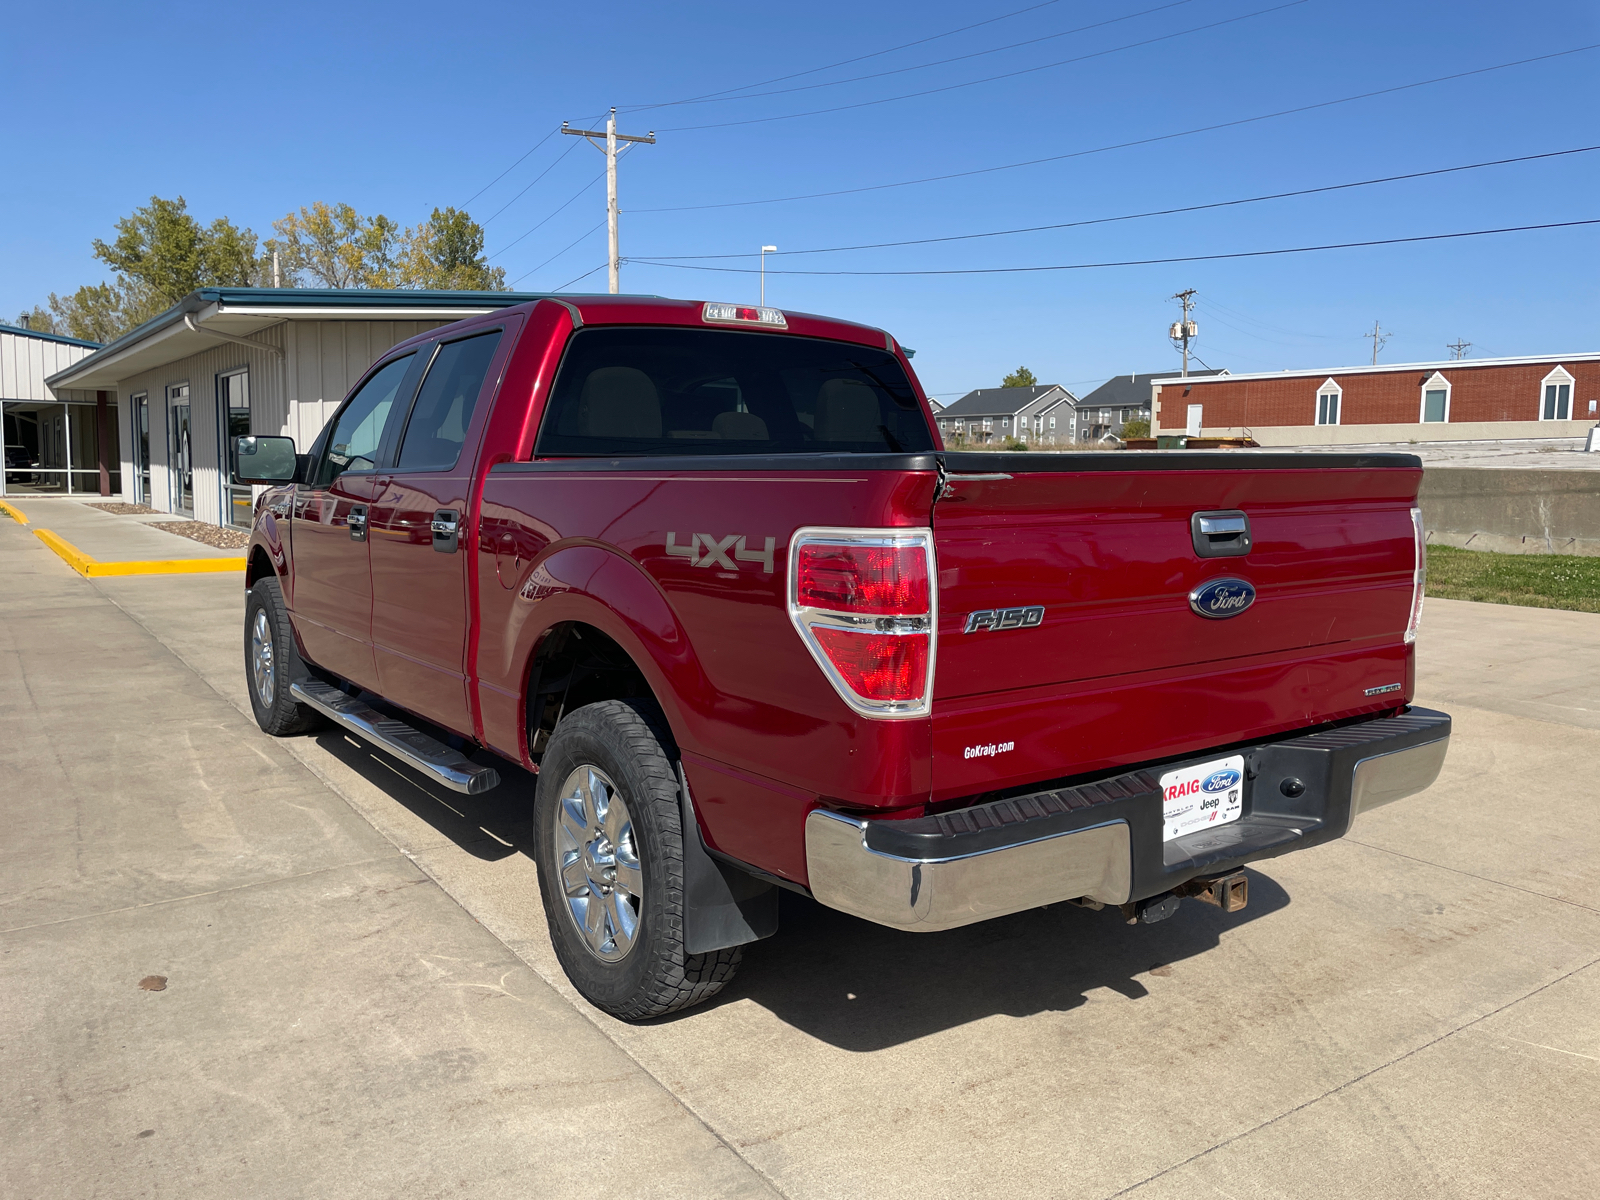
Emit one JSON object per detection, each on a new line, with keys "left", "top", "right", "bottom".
{"left": 1191, "top": 509, "right": 1251, "bottom": 558}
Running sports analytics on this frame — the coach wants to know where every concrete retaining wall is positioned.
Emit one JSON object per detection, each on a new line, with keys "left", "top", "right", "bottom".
{"left": 1419, "top": 468, "right": 1600, "bottom": 557}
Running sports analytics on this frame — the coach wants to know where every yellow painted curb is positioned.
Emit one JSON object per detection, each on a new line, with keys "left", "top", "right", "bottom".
{"left": 33, "top": 528, "right": 246, "bottom": 577}
{"left": 0, "top": 500, "right": 27, "bottom": 525}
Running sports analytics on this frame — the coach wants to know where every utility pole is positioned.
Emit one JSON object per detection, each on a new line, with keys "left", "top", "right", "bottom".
{"left": 563, "top": 109, "right": 656, "bottom": 294}
{"left": 1169, "top": 289, "right": 1198, "bottom": 378}
{"left": 1447, "top": 338, "right": 1472, "bottom": 360}
{"left": 1365, "top": 320, "right": 1390, "bottom": 365}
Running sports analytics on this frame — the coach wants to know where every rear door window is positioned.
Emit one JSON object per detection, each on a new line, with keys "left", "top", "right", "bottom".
{"left": 534, "top": 327, "right": 934, "bottom": 457}
{"left": 396, "top": 330, "right": 505, "bottom": 471}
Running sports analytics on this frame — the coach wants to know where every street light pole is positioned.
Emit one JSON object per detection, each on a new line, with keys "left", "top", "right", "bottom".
{"left": 760, "top": 245, "right": 777, "bottom": 306}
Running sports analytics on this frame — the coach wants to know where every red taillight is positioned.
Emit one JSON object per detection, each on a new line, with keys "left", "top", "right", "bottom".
{"left": 797, "top": 543, "right": 930, "bottom": 615}
{"left": 788, "top": 530, "right": 935, "bottom": 718}
{"left": 812, "top": 628, "right": 929, "bottom": 703}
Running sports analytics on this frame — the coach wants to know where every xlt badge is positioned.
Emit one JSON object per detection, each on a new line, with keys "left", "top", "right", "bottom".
{"left": 964, "top": 605, "right": 1045, "bottom": 633}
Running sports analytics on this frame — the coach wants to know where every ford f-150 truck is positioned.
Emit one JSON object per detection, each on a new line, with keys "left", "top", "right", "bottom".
{"left": 235, "top": 295, "right": 1450, "bottom": 1019}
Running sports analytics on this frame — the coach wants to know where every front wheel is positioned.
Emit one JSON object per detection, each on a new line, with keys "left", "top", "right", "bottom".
{"left": 244, "top": 577, "right": 323, "bottom": 736}
{"left": 533, "top": 699, "right": 741, "bottom": 1020}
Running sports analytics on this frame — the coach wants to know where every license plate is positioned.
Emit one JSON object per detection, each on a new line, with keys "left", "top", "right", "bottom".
{"left": 1161, "top": 754, "right": 1245, "bottom": 842}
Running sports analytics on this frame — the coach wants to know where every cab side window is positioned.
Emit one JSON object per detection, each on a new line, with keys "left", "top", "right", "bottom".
{"left": 313, "top": 353, "right": 415, "bottom": 487}
{"left": 396, "top": 331, "right": 504, "bottom": 471}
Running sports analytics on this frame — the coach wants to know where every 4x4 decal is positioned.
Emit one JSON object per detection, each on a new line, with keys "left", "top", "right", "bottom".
{"left": 666, "top": 532, "right": 776, "bottom": 573}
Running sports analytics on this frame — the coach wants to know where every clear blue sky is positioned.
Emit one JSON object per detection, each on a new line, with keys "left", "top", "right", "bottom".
{"left": 3, "top": 0, "right": 1596, "bottom": 399}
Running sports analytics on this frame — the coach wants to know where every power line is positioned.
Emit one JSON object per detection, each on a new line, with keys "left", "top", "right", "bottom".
{"left": 481, "top": 139, "right": 582, "bottom": 225}
{"left": 511, "top": 221, "right": 608, "bottom": 287}
{"left": 629, "top": 218, "right": 1600, "bottom": 276}
{"left": 640, "top": 145, "right": 1600, "bottom": 260}
{"left": 634, "top": 45, "right": 1600, "bottom": 213}
{"left": 621, "top": 0, "right": 1070, "bottom": 111}
{"left": 460, "top": 128, "right": 557, "bottom": 208}
{"left": 553, "top": 263, "right": 610, "bottom": 291}
{"left": 489, "top": 169, "right": 607, "bottom": 260}
{"left": 636, "top": 0, "right": 1199, "bottom": 111}
{"left": 657, "top": 0, "right": 1312, "bottom": 132}
{"left": 1197, "top": 296, "right": 1342, "bottom": 339}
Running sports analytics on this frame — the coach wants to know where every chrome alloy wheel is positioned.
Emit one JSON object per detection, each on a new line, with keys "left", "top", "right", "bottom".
{"left": 555, "top": 766, "right": 644, "bottom": 962}
{"left": 250, "top": 608, "right": 276, "bottom": 708}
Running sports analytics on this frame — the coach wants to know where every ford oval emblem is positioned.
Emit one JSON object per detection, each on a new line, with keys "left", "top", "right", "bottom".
{"left": 1202, "top": 768, "right": 1241, "bottom": 793}
{"left": 1189, "top": 577, "right": 1256, "bottom": 619}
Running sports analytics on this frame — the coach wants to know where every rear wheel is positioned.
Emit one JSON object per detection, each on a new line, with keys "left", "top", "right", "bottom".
{"left": 533, "top": 699, "right": 741, "bottom": 1019}
{"left": 245, "top": 577, "right": 323, "bottom": 736}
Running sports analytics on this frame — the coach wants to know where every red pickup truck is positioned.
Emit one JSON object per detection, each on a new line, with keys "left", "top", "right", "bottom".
{"left": 235, "top": 295, "right": 1450, "bottom": 1019}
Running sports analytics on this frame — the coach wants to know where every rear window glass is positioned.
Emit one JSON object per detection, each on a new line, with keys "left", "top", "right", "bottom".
{"left": 534, "top": 327, "right": 934, "bottom": 457}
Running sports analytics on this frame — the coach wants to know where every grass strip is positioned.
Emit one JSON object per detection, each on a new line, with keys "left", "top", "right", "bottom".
{"left": 1426, "top": 544, "right": 1600, "bottom": 614}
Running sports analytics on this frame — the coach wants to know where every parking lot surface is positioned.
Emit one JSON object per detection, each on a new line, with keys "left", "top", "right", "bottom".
{"left": 4, "top": 504, "right": 1597, "bottom": 1199}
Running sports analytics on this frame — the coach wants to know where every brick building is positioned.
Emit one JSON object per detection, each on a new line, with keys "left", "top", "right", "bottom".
{"left": 1151, "top": 353, "right": 1599, "bottom": 445}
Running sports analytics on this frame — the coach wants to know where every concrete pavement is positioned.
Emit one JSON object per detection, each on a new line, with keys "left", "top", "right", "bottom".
{"left": 2, "top": 496, "right": 243, "bottom": 561}
{"left": 4, "top": 515, "right": 1599, "bottom": 1199}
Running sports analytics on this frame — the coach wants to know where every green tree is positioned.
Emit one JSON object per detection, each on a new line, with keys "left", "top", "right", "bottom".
{"left": 1120, "top": 418, "right": 1150, "bottom": 439}
{"left": 12, "top": 305, "right": 58, "bottom": 334}
{"left": 395, "top": 207, "right": 506, "bottom": 290}
{"left": 48, "top": 283, "right": 143, "bottom": 344}
{"left": 265, "top": 202, "right": 401, "bottom": 289}
{"left": 92, "top": 195, "right": 261, "bottom": 308}
{"left": 1001, "top": 366, "right": 1037, "bottom": 388}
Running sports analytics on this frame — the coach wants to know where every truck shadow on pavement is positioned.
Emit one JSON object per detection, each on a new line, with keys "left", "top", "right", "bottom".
{"left": 710, "top": 878, "right": 1289, "bottom": 1050}
{"left": 311, "top": 728, "right": 1290, "bottom": 1051}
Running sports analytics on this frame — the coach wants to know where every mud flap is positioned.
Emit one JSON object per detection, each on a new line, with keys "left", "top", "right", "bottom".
{"left": 678, "top": 764, "right": 779, "bottom": 954}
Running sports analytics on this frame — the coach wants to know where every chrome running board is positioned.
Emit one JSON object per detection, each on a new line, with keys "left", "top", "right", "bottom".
{"left": 291, "top": 679, "right": 501, "bottom": 795}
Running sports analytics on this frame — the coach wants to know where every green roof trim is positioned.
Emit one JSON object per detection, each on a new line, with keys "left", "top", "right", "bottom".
{"left": 0, "top": 322, "right": 103, "bottom": 349}
{"left": 43, "top": 286, "right": 567, "bottom": 388}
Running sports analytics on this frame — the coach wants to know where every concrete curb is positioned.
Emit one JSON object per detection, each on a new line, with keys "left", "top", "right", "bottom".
{"left": 32, "top": 528, "right": 246, "bottom": 577}
{"left": 0, "top": 500, "right": 27, "bottom": 525}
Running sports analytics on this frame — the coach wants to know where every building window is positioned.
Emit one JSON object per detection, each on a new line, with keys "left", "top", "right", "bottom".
{"left": 1419, "top": 372, "right": 1450, "bottom": 423}
{"left": 1316, "top": 378, "right": 1341, "bottom": 425}
{"left": 219, "top": 369, "right": 252, "bottom": 527}
{"left": 1048, "top": 416, "right": 1056, "bottom": 429}
{"left": 1541, "top": 367, "right": 1574, "bottom": 421}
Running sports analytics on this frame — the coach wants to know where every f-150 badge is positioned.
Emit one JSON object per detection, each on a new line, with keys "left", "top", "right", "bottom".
{"left": 666, "top": 532, "right": 776, "bottom": 573}
{"left": 964, "top": 605, "right": 1045, "bottom": 633}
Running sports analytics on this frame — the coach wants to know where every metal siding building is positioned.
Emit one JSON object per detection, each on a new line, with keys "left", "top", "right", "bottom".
{"left": 44, "top": 289, "right": 549, "bottom": 526}
{"left": 2, "top": 324, "right": 109, "bottom": 497}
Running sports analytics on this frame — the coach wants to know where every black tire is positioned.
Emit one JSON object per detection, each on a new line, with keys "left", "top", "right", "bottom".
{"left": 244, "top": 577, "right": 323, "bottom": 736}
{"left": 533, "top": 699, "right": 741, "bottom": 1020}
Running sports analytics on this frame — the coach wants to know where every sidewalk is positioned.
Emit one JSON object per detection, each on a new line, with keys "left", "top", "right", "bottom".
{"left": 1, "top": 496, "right": 243, "bottom": 562}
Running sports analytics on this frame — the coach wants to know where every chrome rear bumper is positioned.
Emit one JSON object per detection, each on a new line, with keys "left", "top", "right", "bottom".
{"left": 806, "top": 708, "right": 1450, "bottom": 932}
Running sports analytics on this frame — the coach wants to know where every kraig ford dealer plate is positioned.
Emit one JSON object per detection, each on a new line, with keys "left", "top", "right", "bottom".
{"left": 1161, "top": 754, "right": 1245, "bottom": 842}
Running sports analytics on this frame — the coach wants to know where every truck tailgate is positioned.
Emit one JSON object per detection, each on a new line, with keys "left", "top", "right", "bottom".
{"left": 931, "top": 458, "right": 1420, "bottom": 803}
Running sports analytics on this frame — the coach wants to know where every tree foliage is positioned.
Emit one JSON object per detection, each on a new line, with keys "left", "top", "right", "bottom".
{"left": 1120, "top": 418, "right": 1151, "bottom": 439}
{"left": 265, "top": 202, "right": 504, "bottom": 290}
{"left": 28, "top": 196, "right": 504, "bottom": 344}
{"left": 265, "top": 202, "right": 400, "bottom": 289}
{"left": 395, "top": 207, "right": 506, "bottom": 291}
{"left": 11, "top": 305, "right": 58, "bottom": 334}
{"left": 1001, "top": 366, "right": 1037, "bottom": 388}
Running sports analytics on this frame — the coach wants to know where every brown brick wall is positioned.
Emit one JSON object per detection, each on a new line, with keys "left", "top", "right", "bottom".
{"left": 1159, "top": 360, "right": 1600, "bottom": 428}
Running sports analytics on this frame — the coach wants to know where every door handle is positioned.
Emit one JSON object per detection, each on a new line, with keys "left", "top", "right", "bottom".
{"left": 349, "top": 505, "right": 369, "bottom": 542}
{"left": 432, "top": 509, "right": 460, "bottom": 554}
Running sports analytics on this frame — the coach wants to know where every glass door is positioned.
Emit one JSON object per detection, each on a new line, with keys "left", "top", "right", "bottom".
{"left": 218, "top": 370, "right": 252, "bottom": 527}
{"left": 135, "top": 396, "right": 151, "bottom": 504}
{"left": 168, "top": 386, "right": 192, "bottom": 515}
